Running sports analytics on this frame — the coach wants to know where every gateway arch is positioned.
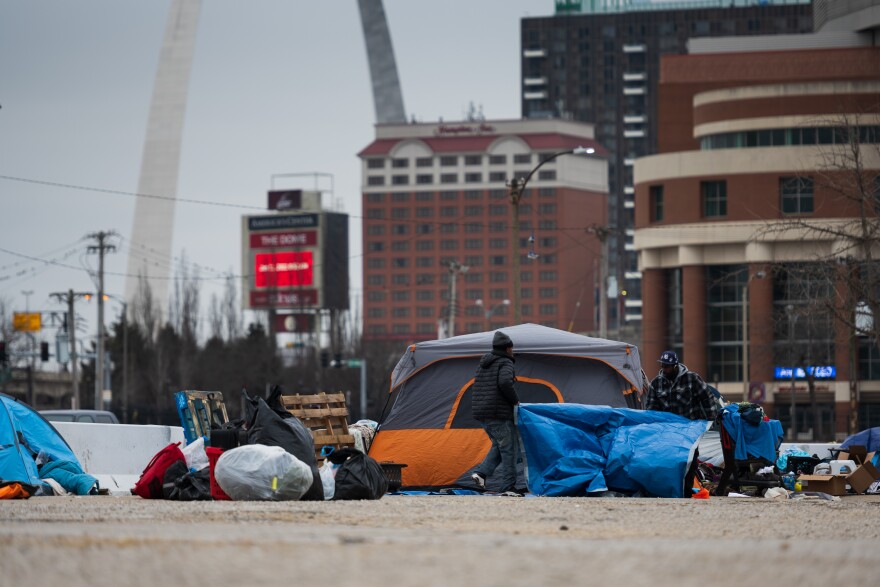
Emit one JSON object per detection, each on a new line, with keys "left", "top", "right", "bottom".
{"left": 126, "top": 0, "right": 405, "bottom": 311}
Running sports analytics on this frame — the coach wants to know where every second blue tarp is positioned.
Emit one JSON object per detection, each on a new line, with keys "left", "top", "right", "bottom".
{"left": 517, "top": 403, "right": 710, "bottom": 498}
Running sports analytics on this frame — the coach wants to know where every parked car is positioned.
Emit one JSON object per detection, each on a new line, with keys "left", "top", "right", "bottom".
{"left": 40, "top": 409, "right": 120, "bottom": 424}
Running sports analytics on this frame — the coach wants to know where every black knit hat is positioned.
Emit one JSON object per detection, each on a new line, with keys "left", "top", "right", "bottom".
{"left": 492, "top": 330, "right": 513, "bottom": 349}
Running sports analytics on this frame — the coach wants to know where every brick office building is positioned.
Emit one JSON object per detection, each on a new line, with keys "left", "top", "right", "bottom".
{"left": 359, "top": 118, "right": 608, "bottom": 342}
{"left": 633, "top": 18, "right": 880, "bottom": 438}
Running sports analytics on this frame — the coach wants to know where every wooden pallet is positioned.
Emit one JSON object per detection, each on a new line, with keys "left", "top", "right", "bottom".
{"left": 175, "top": 390, "right": 229, "bottom": 444}
{"left": 280, "top": 392, "right": 355, "bottom": 463}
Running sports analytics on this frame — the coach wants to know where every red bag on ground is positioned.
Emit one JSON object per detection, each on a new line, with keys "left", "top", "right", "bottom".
{"left": 131, "top": 442, "right": 185, "bottom": 499}
{"left": 206, "top": 446, "right": 231, "bottom": 500}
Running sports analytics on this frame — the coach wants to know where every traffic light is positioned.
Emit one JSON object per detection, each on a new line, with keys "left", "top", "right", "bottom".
{"left": 0, "top": 341, "right": 6, "bottom": 363}
{"left": 334, "top": 353, "right": 343, "bottom": 369}
{"left": 320, "top": 350, "right": 329, "bottom": 368}
{"left": 40, "top": 341, "right": 49, "bottom": 362}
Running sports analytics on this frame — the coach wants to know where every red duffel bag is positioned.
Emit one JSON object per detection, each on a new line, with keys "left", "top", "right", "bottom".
{"left": 131, "top": 442, "right": 185, "bottom": 499}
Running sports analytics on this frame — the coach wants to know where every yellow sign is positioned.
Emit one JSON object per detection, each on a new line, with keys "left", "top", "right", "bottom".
{"left": 13, "top": 312, "right": 41, "bottom": 332}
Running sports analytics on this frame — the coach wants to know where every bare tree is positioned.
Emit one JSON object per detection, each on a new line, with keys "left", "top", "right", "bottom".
{"left": 222, "top": 271, "right": 241, "bottom": 341}
{"left": 207, "top": 293, "right": 223, "bottom": 340}
{"left": 757, "top": 113, "right": 880, "bottom": 435}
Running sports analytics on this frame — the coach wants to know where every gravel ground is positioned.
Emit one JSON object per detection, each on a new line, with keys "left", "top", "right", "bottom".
{"left": 1, "top": 494, "right": 877, "bottom": 586}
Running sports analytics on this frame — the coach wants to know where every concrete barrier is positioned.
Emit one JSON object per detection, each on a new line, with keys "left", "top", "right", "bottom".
{"left": 53, "top": 422, "right": 186, "bottom": 495}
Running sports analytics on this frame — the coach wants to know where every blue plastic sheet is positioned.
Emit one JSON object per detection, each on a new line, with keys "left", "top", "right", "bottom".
{"left": 517, "top": 404, "right": 710, "bottom": 498}
{"left": 720, "top": 404, "right": 783, "bottom": 463}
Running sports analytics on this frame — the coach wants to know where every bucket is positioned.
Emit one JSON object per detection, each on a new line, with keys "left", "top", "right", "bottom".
{"left": 206, "top": 446, "right": 231, "bottom": 501}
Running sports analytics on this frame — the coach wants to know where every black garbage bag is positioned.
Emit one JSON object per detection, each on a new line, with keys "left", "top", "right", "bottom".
{"left": 332, "top": 449, "right": 388, "bottom": 500}
{"left": 243, "top": 389, "right": 323, "bottom": 501}
{"left": 162, "top": 460, "right": 212, "bottom": 501}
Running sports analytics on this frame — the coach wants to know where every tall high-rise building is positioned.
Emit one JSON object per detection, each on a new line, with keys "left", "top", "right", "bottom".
{"left": 521, "top": 0, "right": 813, "bottom": 340}
{"left": 359, "top": 118, "right": 608, "bottom": 342}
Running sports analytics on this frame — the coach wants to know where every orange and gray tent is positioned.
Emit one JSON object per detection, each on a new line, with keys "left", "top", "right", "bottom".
{"left": 368, "top": 323, "right": 647, "bottom": 489}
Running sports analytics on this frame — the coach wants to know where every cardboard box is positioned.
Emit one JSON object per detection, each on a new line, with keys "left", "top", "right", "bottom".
{"left": 838, "top": 446, "right": 867, "bottom": 464}
{"left": 846, "top": 460, "right": 880, "bottom": 494}
{"left": 797, "top": 474, "right": 848, "bottom": 496}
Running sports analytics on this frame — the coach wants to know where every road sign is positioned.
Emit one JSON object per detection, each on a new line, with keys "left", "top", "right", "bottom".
{"left": 346, "top": 359, "right": 363, "bottom": 368}
{"left": 13, "top": 312, "right": 41, "bottom": 332}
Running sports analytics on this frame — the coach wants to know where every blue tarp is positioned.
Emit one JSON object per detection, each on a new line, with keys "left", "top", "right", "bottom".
{"left": 840, "top": 427, "right": 880, "bottom": 452}
{"left": 517, "top": 403, "right": 710, "bottom": 498}
{"left": 720, "top": 404, "right": 783, "bottom": 463}
{"left": 0, "top": 393, "right": 81, "bottom": 487}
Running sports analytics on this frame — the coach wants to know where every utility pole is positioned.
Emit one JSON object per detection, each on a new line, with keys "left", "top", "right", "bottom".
{"left": 586, "top": 225, "right": 612, "bottom": 339}
{"left": 87, "top": 231, "right": 116, "bottom": 410}
{"left": 50, "top": 289, "right": 91, "bottom": 409}
{"left": 446, "top": 260, "right": 469, "bottom": 338}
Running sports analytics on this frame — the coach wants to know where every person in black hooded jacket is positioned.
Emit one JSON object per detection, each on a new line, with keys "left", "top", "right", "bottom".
{"left": 470, "top": 330, "right": 521, "bottom": 495}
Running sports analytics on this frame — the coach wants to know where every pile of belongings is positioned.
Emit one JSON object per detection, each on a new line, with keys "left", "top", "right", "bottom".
{"left": 131, "top": 386, "right": 387, "bottom": 501}
{"left": 0, "top": 392, "right": 99, "bottom": 499}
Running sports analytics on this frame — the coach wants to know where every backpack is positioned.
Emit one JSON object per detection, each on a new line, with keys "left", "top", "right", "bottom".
{"left": 131, "top": 442, "right": 185, "bottom": 499}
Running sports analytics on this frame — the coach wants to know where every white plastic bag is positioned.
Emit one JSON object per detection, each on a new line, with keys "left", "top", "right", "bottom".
{"left": 215, "top": 444, "right": 313, "bottom": 501}
{"left": 319, "top": 461, "right": 338, "bottom": 500}
{"left": 182, "top": 437, "right": 209, "bottom": 472}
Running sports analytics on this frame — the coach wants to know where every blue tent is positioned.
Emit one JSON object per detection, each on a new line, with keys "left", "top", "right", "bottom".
{"left": 840, "top": 427, "right": 880, "bottom": 452}
{"left": 0, "top": 393, "right": 81, "bottom": 487}
{"left": 517, "top": 403, "right": 710, "bottom": 498}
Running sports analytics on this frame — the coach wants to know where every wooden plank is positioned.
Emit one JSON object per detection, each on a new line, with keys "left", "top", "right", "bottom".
{"left": 313, "top": 434, "right": 356, "bottom": 445}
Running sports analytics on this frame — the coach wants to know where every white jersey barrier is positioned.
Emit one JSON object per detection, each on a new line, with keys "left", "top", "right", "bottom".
{"left": 52, "top": 422, "right": 186, "bottom": 495}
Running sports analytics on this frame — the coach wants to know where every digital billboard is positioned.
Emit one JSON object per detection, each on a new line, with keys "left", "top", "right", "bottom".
{"left": 254, "top": 251, "right": 314, "bottom": 288}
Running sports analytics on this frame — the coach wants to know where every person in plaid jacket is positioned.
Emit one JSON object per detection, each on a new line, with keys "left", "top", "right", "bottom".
{"left": 646, "top": 350, "right": 720, "bottom": 421}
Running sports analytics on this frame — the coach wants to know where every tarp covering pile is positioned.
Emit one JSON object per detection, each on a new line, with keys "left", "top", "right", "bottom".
{"left": 518, "top": 403, "right": 710, "bottom": 498}
{"left": 370, "top": 324, "right": 646, "bottom": 489}
{"left": 840, "top": 427, "right": 880, "bottom": 452}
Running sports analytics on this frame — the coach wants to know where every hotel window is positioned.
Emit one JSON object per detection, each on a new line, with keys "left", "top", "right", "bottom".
{"left": 416, "top": 174, "right": 433, "bottom": 185}
{"left": 514, "top": 154, "right": 532, "bottom": 165}
{"left": 392, "top": 258, "right": 409, "bottom": 268}
{"left": 465, "top": 173, "right": 482, "bottom": 183}
{"left": 392, "top": 324, "right": 409, "bottom": 334}
{"left": 416, "top": 207, "right": 433, "bottom": 218}
{"left": 440, "top": 156, "right": 458, "bottom": 166}
{"left": 416, "top": 307, "right": 433, "bottom": 317}
{"left": 650, "top": 185, "right": 664, "bottom": 222}
{"left": 415, "top": 240, "right": 434, "bottom": 250}
{"left": 780, "top": 177, "right": 814, "bottom": 215}
{"left": 465, "top": 256, "right": 482, "bottom": 266}
{"left": 366, "top": 225, "right": 385, "bottom": 235}
{"left": 464, "top": 190, "right": 481, "bottom": 200}
{"left": 539, "top": 271, "right": 557, "bottom": 281}
{"left": 416, "top": 290, "right": 434, "bottom": 301}
{"left": 465, "top": 239, "right": 483, "bottom": 249}
{"left": 538, "top": 204, "right": 556, "bottom": 214}
{"left": 440, "top": 206, "right": 458, "bottom": 217}
{"left": 539, "top": 287, "right": 557, "bottom": 298}
{"left": 488, "top": 222, "right": 506, "bottom": 232}
{"left": 440, "top": 173, "right": 458, "bottom": 184}
{"left": 440, "top": 191, "right": 457, "bottom": 200}
{"left": 416, "top": 224, "right": 432, "bottom": 234}
{"left": 464, "top": 272, "right": 483, "bottom": 283}
{"left": 539, "top": 188, "right": 556, "bottom": 197}
{"left": 538, "top": 220, "right": 556, "bottom": 230}
{"left": 367, "top": 158, "right": 385, "bottom": 169}
{"left": 489, "top": 238, "right": 506, "bottom": 248}
{"left": 367, "top": 308, "right": 386, "bottom": 318}
{"left": 392, "top": 274, "right": 410, "bottom": 285}
{"left": 392, "top": 307, "right": 409, "bottom": 318}
{"left": 440, "top": 240, "right": 458, "bottom": 250}
{"left": 367, "top": 176, "right": 385, "bottom": 186}
{"left": 539, "top": 303, "right": 557, "bottom": 315}
{"left": 702, "top": 181, "right": 727, "bottom": 218}
{"left": 464, "top": 155, "right": 482, "bottom": 166}
{"left": 366, "top": 258, "right": 385, "bottom": 269}
{"left": 440, "top": 223, "right": 457, "bottom": 233}
{"left": 392, "top": 192, "right": 409, "bottom": 202}
{"left": 367, "top": 242, "right": 384, "bottom": 252}
{"left": 392, "top": 290, "right": 410, "bottom": 301}
{"left": 464, "top": 205, "right": 483, "bottom": 215}
{"left": 367, "top": 291, "right": 385, "bottom": 302}
{"left": 392, "top": 158, "right": 409, "bottom": 168}
{"left": 540, "top": 237, "right": 556, "bottom": 247}
{"left": 417, "top": 323, "right": 434, "bottom": 333}
{"left": 489, "top": 172, "right": 506, "bottom": 182}
{"left": 367, "top": 275, "right": 385, "bottom": 286}
{"left": 489, "top": 155, "right": 506, "bottom": 165}
{"left": 489, "top": 205, "right": 506, "bottom": 216}
{"left": 391, "top": 241, "right": 410, "bottom": 251}
{"left": 521, "top": 288, "right": 533, "bottom": 299}
{"left": 416, "top": 157, "right": 433, "bottom": 167}
{"left": 368, "top": 325, "right": 386, "bottom": 335}
{"left": 490, "top": 255, "right": 506, "bottom": 265}
{"left": 489, "top": 272, "right": 507, "bottom": 282}
{"left": 366, "top": 192, "right": 385, "bottom": 203}
{"left": 464, "top": 223, "right": 483, "bottom": 233}
{"left": 391, "top": 207, "right": 409, "bottom": 218}
{"left": 538, "top": 170, "right": 556, "bottom": 181}
{"left": 392, "top": 175, "right": 409, "bottom": 186}
{"left": 392, "top": 224, "right": 408, "bottom": 235}
{"left": 416, "top": 192, "right": 434, "bottom": 201}
{"left": 416, "top": 256, "right": 433, "bottom": 267}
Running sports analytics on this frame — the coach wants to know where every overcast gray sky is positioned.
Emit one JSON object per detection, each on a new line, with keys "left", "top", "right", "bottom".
{"left": 0, "top": 0, "right": 550, "bottom": 350}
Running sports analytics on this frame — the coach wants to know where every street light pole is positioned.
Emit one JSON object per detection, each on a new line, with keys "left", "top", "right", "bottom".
{"left": 50, "top": 289, "right": 91, "bottom": 410}
{"left": 446, "top": 260, "right": 469, "bottom": 338}
{"left": 507, "top": 147, "right": 595, "bottom": 325}
{"left": 786, "top": 303, "right": 798, "bottom": 441}
{"left": 475, "top": 298, "right": 510, "bottom": 331}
